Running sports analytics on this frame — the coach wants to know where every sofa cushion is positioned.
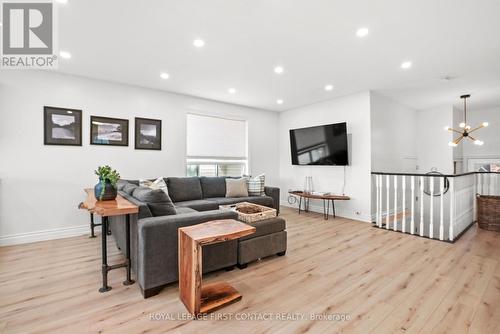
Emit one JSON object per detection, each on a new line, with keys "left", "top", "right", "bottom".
{"left": 206, "top": 196, "right": 274, "bottom": 208}
{"left": 175, "top": 199, "right": 220, "bottom": 212}
{"left": 118, "top": 190, "right": 153, "bottom": 219}
{"left": 239, "top": 217, "right": 286, "bottom": 241}
{"left": 200, "top": 177, "right": 226, "bottom": 198}
{"left": 175, "top": 207, "right": 198, "bottom": 214}
{"left": 116, "top": 180, "right": 128, "bottom": 191}
{"left": 226, "top": 178, "right": 248, "bottom": 197}
{"left": 132, "top": 187, "right": 177, "bottom": 216}
{"left": 166, "top": 177, "right": 203, "bottom": 202}
{"left": 123, "top": 183, "right": 138, "bottom": 195}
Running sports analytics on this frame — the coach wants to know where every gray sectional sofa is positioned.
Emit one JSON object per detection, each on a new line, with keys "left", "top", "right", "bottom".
{"left": 108, "top": 176, "right": 284, "bottom": 298}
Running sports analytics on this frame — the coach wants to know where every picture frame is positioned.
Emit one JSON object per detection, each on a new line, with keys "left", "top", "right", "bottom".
{"left": 135, "top": 117, "right": 162, "bottom": 150}
{"left": 44, "top": 106, "right": 82, "bottom": 146}
{"left": 90, "top": 116, "right": 129, "bottom": 146}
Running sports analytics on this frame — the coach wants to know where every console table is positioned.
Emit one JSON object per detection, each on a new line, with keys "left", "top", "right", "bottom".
{"left": 289, "top": 191, "right": 350, "bottom": 220}
{"left": 79, "top": 188, "right": 137, "bottom": 292}
{"left": 178, "top": 219, "right": 255, "bottom": 315}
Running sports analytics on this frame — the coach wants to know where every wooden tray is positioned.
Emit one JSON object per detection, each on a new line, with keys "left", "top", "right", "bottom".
{"left": 219, "top": 202, "right": 277, "bottom": 223}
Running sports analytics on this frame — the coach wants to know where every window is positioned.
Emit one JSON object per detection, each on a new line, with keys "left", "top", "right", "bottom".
{"left": 186, "top": 114, "right": 247, "bottom": 177}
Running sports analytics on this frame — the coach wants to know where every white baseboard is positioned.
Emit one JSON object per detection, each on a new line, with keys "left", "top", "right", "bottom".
{"left": 0, "top": 224, "right": 94, "bottom": 246}
{"left": 280, "top": 201, "right": 371, "bottom": 222}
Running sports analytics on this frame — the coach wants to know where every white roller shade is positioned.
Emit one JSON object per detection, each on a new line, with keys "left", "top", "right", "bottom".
{"left": 187, "top": 114, "right": 247, "bottom": 159}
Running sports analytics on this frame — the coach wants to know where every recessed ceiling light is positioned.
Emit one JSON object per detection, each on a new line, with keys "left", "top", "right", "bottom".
{"left": 193, "top": 39, "right": 205, "bottom": 48}
{"left": 59, "top": 50, "right": 71, "bottom": 59}
{"left": 276, "top": 99, "right": 284, "bottom": 105}
{"left": 356, "top": 27, "right": 369, "bottom": 37}
{"left": 160, "top": 72, "right": 169, "bottom": 80}
{"left": 401, "top": 61, "right": 412, "bottom": 69}
{"left": 274, "top": 66, "right": 284, "bottom": 74}
{"left": 228, "top": 88, "right": 236, "bottom": 94}
{"left": 324, "top": 84, "right": 334, "bottom": 91}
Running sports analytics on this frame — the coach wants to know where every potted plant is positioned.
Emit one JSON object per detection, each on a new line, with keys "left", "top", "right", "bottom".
{"left": 94, "top": 165, "right": 120, "bottom": 201}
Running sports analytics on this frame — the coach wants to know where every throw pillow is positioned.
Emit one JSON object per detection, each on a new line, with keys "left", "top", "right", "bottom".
{"left": 225, "top": 178, "right": 249, "bottom": 198}
{"left": 140, "top": 177, "right": 169, "bottom": 195}
{"left": 247, "top": 174, "right": 265, "bottom": 196}
{"left": 132, "top": 187, "right": 177, "bottom": 216}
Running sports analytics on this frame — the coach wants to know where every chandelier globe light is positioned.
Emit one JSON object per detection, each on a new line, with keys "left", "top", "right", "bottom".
{"left": 444, "top": 94, "right": 488, "bottom": 147}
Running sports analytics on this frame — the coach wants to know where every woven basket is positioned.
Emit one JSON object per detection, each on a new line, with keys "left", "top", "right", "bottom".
{"left": 477, "top": 195, "right": 500, "bottom": 232}
{"left": 219, "top": 202, "right": 277, "bottom": 223}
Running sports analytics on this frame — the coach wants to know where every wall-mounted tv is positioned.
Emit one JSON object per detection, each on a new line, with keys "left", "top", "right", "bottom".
{"left": 289, "top": 122, "right": 348, "bottom": 166}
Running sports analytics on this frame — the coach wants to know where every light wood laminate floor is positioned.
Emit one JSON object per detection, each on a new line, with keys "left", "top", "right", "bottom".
{"left": 1, "top": 207, "right": 500, "bottom": 334}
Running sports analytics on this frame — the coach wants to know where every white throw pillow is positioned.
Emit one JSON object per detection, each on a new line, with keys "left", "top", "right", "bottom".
{"left": 226, "top": 178, "right": 249, "bottom": 198}
{"left": 140, "top": 177, "right": 169, "bottom": 195}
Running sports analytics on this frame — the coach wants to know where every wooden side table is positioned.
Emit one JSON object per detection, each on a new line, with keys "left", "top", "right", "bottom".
{"left": 79, "top": 188, "right": 138, "bottom": 292}
{"left": 178, "top": 219, "right": 255, "bottom": 315}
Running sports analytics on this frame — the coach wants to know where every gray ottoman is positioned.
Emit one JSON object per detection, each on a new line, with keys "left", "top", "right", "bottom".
{"left": 237, "top": 217, "right": 287, "bottom": 269}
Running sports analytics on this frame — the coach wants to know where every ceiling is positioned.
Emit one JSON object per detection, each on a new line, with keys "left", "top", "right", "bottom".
{"left": 56, "top": 0, "right": 500, "bottom": 112}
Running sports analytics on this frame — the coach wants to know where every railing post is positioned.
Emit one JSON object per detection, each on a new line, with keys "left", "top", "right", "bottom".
{"left": 449, "top": 177, "right": 454, "bottom": 241}
{"left": 402, "top": 175, "right": 406, "bottom": 233}
{"left": 429, "top": 177, "right": 434, "bottom": 239}
{"left": 439, "top": 177, "right": 444, "bottom": 241}
{"left": 420, "top": 176, "right": 424, "bottom": 236}
{"left": 375, "top": 175, "right": 380, "bottom": 226}
{"left": 393, "top": 175, "right": 398, "bottom": 231}
{"left": 411, "top": 176, "right": 415, "bottom": 235}
{"left": 378, "top": 175, "right": 383, "bottom": 228}
{"left": 386, "top": 175, "right": 390, "bottom": 230}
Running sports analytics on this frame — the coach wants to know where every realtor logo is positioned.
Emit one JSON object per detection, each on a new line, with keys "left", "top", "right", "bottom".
{"left": 1, "top": 1, "right": 57, "bottom": 68}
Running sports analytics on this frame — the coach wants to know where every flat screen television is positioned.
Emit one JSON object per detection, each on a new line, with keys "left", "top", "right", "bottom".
{"left": 289, "top": 122, "right": 348, "bottom": 165}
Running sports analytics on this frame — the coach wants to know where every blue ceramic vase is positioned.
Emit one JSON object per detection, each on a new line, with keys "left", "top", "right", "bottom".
{"left": 94, "top": 179, "right": 117, "bottom": 201}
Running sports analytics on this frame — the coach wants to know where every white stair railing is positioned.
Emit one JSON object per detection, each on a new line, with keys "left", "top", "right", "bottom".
{"left": 371, "top": 171, "right": 488, "bottom": 242}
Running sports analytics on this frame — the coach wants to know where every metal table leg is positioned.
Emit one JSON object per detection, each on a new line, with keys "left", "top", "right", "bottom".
{"left": 331, "top": 199, "right": 336, "bottom": 218}
{"left": 99, "top": 216, "right": 112, "bottom": 293}
{"left": 298, "top": 196, "right": 302, "bottom": 214}
{"left": 123, "top": 214, "right": 135, "bottom": 286}
{"left": 323, "top": 199, "right": 329, "bottom": 220}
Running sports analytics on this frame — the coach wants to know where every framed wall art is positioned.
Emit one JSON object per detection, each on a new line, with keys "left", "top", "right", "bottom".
{"left": 135, "top": 117, "right": 162, "bottom": 150}
{"left": 90, "top": 116, "right": 129, "bottom": 146}
{"left": 44, "top": 106, "right": 82, "bottom": 146}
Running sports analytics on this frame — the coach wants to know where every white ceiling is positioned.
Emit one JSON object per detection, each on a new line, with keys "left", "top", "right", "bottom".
{"left": 56, "top": 0, "right": 500, "bottom": 112}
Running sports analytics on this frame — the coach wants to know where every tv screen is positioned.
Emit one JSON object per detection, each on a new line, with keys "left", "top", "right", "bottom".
{"left": 289, "top": 122, "right": 348, "bottom": 166}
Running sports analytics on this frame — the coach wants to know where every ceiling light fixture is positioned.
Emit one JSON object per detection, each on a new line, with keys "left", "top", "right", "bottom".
{"left": 193, "top": 39, "right": 205, "bottom": 48}
{"left": 59, "top": 50, "right": 71, "bottom": 59}
{"left": 324, "top": 84, "right": 334, "bottom": 91}
{"left": 356, "top": 27, "right": 369, "bottom": 37}
{"left": 401, "top": 61, "right": 412, "bottom": 69}
{"left": 160, "top": 72, "right": 169, "bottom": 79}
{"left": 445, "top": 94, "right": 489, "bottom": 146}
{"left": 276, "top": 99, "right": 284, "bottom": 105}
{"left": 274, "top": 66, "right": 284, "bottom": 74}
{"left": 228, "top": 88, "right": 236, "bottom": 94}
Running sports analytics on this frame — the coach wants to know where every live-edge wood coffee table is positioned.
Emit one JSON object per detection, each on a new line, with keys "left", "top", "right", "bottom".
{"left": 79, "top": 188, "right": 138, "bottom": 292}
{"left": 178, "top": 219, "right": 255, "bottom": 316}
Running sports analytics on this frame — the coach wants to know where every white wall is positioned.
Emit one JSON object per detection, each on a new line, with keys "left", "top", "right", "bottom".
{"left": 370, "top": 92, "right": 417, "bottom": 173}
{"left": 452, "top": 105, "right": 464, "bottom": 173}
{"left": 462, "top": 107, "right": 500, "bottom": 169}
{"left": 278, "top": 91, "right": 372, "bottom": 222}
{"left": 0, "top": 71, "right": 279, "bottom": 244}
{"left": 416, "top": 105, "right": 454, "bottom": 174}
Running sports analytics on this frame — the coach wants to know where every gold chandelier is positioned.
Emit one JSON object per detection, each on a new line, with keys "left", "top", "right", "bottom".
{"left": 445, "top": 94, "right": 488, "bottom": 147}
